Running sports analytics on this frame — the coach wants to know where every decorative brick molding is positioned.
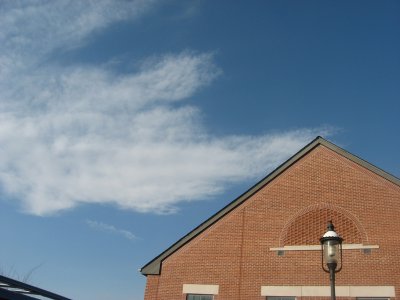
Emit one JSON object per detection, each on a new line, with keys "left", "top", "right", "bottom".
{"left": 279, "top": 203, "right": 367, "bottom": 246}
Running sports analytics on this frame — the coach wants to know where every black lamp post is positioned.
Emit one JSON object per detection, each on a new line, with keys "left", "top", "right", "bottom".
{"left": 320, "top": 221, "right": 343, "bottom": 300}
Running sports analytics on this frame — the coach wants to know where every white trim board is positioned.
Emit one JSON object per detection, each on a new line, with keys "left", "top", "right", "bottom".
{"left": 183, "top": 284, "right": 219, "bottom": 295}
{"left": 261, "top": 285, "right": 395, "bottom": 297}
{"left": 270, "top": 244, "right": 379, "bottom": 251}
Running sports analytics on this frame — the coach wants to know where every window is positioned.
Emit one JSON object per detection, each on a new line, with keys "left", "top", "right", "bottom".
{"left": 267, "top": 297, "right": 296, "bottom": 300}
{"left": 187, "top": 294, "right": 213, "bottom": 300}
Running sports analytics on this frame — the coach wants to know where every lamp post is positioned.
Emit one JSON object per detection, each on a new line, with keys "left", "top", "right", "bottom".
{"left": 320, "top": 221, "right": 343, "bottom": 300}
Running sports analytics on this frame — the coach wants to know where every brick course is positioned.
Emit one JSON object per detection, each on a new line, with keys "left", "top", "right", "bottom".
{"left": 144, "top": 144, "right": 400, "bottom": 299}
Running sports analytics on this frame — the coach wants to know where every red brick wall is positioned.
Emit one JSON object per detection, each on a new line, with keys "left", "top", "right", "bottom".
{"left": 144, "top": 145, "right": 400, "bottom": 299}
{"left": 144, "top": 275, "right": 160, "bottom": 300}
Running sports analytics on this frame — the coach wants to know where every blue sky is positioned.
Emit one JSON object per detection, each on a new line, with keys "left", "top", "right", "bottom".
{"left": 0, "top": 1, "right": 398, "bottom": 299}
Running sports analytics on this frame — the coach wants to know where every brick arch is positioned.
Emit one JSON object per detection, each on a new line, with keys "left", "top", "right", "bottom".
{"left": 279, "top": 203, "right": 367, "bottom": 246}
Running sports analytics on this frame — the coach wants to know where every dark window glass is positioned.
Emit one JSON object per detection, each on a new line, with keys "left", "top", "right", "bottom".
{"left": 187, "top": 294, "right": 213, "bottom": 300}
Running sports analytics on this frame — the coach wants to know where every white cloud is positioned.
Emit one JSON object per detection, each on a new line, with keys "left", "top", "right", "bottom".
{"left": 86, "top": 220, "right": 137, "bottom": 241}
{"left": 0, "top": 1, "right": 332, "bottom": 216}
{"left": 0, "top": 0, "right": 154, "bottom": 81}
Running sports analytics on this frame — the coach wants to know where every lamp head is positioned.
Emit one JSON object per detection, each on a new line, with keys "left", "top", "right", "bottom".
{"left": 320, "top": 221, "right": 343, "bottom": 272}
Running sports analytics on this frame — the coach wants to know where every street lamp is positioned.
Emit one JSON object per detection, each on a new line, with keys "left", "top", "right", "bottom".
{"left": 320, "top": 221, "right": 343, "bottom": 300}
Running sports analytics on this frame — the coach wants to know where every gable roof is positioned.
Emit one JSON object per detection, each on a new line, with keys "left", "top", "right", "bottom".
{"left": 140, "top": 136, "right": 400, "bottom": 275}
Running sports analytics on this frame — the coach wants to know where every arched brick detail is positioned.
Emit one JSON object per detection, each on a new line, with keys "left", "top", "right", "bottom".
{"left": 279, "top": 203, "right": 367, "bottom": 246}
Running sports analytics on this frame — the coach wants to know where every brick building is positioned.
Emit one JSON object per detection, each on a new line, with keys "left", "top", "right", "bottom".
{"left": 140, "top": 137, "right": 400, "bottom": 300}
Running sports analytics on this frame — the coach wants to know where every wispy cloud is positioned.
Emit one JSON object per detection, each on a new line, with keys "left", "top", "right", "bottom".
{"left": 0, "top": 1, "right": 333, "bottom": 216}
{"left": 86, "top": 220, "right": 136, "bottom": 241}
{"left": 0, "top": 0, "right": 154, "bottom": 81}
